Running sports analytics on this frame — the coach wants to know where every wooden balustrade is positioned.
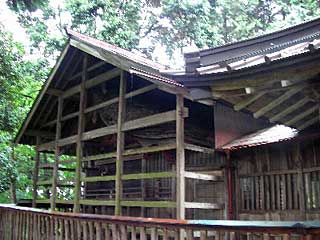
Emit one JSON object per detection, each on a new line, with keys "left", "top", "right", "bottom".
{"left": 1, "top": 204, "right": 319, "bottom": 240}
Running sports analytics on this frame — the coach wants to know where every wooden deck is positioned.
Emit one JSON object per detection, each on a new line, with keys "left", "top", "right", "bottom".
{"left": 0, "top": 204, "right": 319, "bottom": 240}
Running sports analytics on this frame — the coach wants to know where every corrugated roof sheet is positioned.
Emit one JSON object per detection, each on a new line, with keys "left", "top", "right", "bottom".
{"left": 221, "top": 125, "right": 298, "bottom": 150}
{"left": 197, "top": 37, "right": 320, "bottom": 74}
{"left": 130, "top": 68, "right": 185, "bottom": 88}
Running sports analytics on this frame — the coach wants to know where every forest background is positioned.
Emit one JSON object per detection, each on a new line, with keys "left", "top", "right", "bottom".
{"left": 0, "top": 0, "right": 319, "bottom": 203}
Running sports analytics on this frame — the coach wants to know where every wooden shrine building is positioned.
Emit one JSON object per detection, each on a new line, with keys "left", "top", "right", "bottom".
{"left": 15, "top": 18, "right": 320, "bottom": 223}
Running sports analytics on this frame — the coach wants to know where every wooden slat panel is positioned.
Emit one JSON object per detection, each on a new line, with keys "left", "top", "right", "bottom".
{"left": 282, "top": 174, "right": 287, "bottom": 210}
{"left": 251, "top": 177, "right": 255, "bottom": 210}
{"left": 287, "top": 174, "right": 293, "bottom": 210}
{"left": 260, "top": 176, "right": 266, "bottom": 210}
{"left": 265, "top": 175, "right": 270, "bottom": 210}
{"left": 255, "top": 176, "right": 260, "bottom": 210}
{"left": 270, "top": 175, "right": 276, "bottom": 210}
{"left": 276, "top": 174, "right": 281, "bottom": 210}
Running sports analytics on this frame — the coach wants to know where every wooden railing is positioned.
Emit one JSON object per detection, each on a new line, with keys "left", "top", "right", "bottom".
{"left": 1, "top": 205, "right": 319, "bottom": 240}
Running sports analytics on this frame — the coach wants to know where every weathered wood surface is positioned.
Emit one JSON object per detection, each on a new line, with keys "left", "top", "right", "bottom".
{"left": 73, "top": 55, "right": 87, "bottom": 213}
{"left": 1, "top": 204, "right": 320, "bottom": 240}
{"left": 38, "top": 108, "right": 189, "bottom": 151}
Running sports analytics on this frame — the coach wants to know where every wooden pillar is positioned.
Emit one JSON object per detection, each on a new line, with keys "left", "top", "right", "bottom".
{"left": 9, "top": 143, "right": 17, "bottom": 204}
{"left": 32, "top": 136, "right": 41, "bottom": 208}
{"left": 115, "top": 70, "right": 127, "bottom": 216}
{"left": 141, "top": 157, "right": 146, "bottom": 217}
{"left": 73, "top": 55, "right": 87, "bottom": 212}
{"left": 51, "top": 96, "right": 63, "bottom": 211}
{"left": 176, "top": 94, "right": 185, "bottom": 219}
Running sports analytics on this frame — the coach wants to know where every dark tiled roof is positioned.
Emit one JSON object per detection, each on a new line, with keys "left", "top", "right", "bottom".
{"left": 220, "top": 125, "right": 298, "bottom": 150}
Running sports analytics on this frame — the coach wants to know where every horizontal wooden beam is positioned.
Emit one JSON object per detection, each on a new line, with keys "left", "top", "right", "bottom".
{"left": 82, "top": 144, "right": 176, "bottom": 162}
{"left": 184, "top": 171, "right": 221, "bottom": 181}
{"left": 36, "top": 199, "right": 73, "bottom": 205}
{"left": 39, "top": 164, "right": 75, "bottom": 172}
{"left": 39, "top": 108, "right": 187, "bottom": 151}
{"left": 42, "top": 84, "right": 158, "bottom": 128}
{"left": 68, "top": 61, "right": 106, "bottom": 81}
{"left": 79, "top": 200, "right": 115, "bottom": 206}
{"left": 254, "top": 87, "right": 303, "bottom": 118}
{"left": 270, "top": 97, "right": 310, "bottom": 123}
{"left": 24, "top": 130, "right": 55, "bottom": 138}
{"left": 81, "top": 175, "right": 116, "bottom": 182}
{"left": 62, "top": 68, "right": 121, "bottom": 99}
{"left": 121, "top": 171, "right": 175, "bottom": 180}
{"left": 122, "top": 108, "right": 188, "bottom": 132}
{"left": 46, "top": 88, "right": 64, "bottom": 96}
{"left": 285, "top": 105, "right": 318, "bottom": 126}
{"left": 37, "top": 180, "right": 74, "bottom": 187}
{"left": 184, "top": 144, "right": 214, "bottom": 154}
{"left": 184, "top": 202, "right": 223, "bottom": 209}
{"left": 120, "top": 201, "right": 176, "bottom": 208}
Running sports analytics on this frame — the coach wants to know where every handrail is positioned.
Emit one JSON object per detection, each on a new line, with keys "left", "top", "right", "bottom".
{"left": 0, "top": 204, "right": 319, "bottom": 239}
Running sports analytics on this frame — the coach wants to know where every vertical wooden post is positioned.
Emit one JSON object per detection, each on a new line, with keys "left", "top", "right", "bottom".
{"left": 296, "top": 143, "right": 306, "bottom": 218}
{"left": 141, "top": 157, "right": 146, "bottom": 217}
{"left": 73, "top": 55, "right": 87, "bottom": 212}
{"left": 176, "top": 94, "right": 185, "bottom": 220}
{"left": 32, "top": 136, "right": 41, "bottom": 208}
{"left": 115, "top": 70, "right": 127, "bottom": 216}
{"left": 51, "top": 96, "right": 63, "bottom": 211}
{"left": 9, "top": 143, "right": 17, "bottom": 204}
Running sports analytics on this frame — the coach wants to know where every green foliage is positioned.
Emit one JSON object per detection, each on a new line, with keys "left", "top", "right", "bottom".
{"left": 6, "top": 0, "right": 49, "bottom": 12}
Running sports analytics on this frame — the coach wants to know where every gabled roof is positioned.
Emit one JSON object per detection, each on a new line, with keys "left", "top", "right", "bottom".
{"left": 66, "top": 29, "right": 166, "bottom": 71}
{"left": 15, "top": 30, "right": 185, "bottom": 144}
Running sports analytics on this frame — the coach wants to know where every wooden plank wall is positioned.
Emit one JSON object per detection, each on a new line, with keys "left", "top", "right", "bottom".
{"left": 234, "top": 136, "right": 320, "bottom": 221}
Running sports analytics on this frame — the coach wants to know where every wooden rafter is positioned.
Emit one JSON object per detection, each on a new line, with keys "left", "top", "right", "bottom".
{"left": 62, "top": 68, "right": 121, "bottom": 99}
{"left": 285, "top": 105, "right": 319, "bottom": 126}
{"left": 270, "top": 97, "right": 310, "bottom": 123}
{"left": 32, "top": 48, "right": 78, "bottom": 128}
{"left": 297, "top": 115, "right": 319, "bottom": 130}
{"left": 254, "top": 87, "right": 303, "bottom": 119}
{"left": 234, "top": 92, "right": 265, "bottom": 111}
{"left": 38, "top": 53, "right": 83, "bottom": 128}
